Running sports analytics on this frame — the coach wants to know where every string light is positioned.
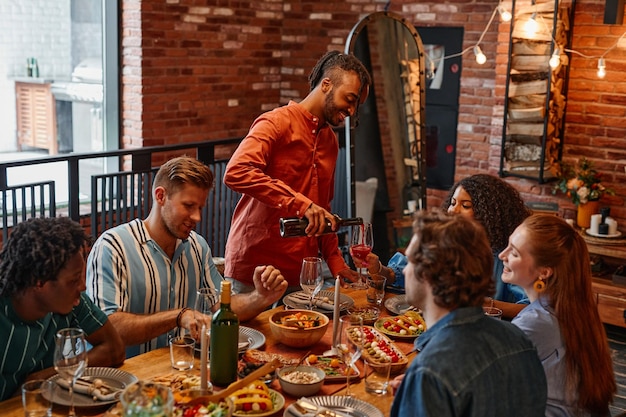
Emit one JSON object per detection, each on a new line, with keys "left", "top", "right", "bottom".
{"left": 597, "top": 58, "right": 606, "bottom": 79}
{"left": 474, "top": 46, "right": 487, "bottom": 65}
{"left": 549, "top": 48, "right": 561, "bottom": 69}
{"left": 430, "top": 3, "right": 626, "bottom": 80}
{"left": 497, "top": 4, "right": 512, "bottom": 22}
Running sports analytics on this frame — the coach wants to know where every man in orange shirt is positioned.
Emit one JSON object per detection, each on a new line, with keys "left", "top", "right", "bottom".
{"left": 224, "top": 51, "right": 371, "bottom": 291}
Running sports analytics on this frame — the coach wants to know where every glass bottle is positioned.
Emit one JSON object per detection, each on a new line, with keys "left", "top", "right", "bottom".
{"left": 279, "top": 216, "right": 363, "bottom": 237}
{"left": 209, "top": 280, "right": 239, "bottom": 387}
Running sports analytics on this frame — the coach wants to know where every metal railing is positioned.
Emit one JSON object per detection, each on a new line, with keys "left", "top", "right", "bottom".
{"left": 0, "top": 138, "right": 350, "bottom": 257}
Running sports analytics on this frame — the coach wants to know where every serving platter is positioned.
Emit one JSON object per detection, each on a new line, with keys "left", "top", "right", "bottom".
{"left": 304, "top": 354, "right": 360, "bottom": 381}
{"left": 283, "top": 395, "right": 383, "bottom": 417}
{"left": 232, "top": 388, "right": 284, "bottom": 417}
{"left": 45, "top": 367, "right": 137, "bottom": 408}
{"left": 374, "top": 311, "right": 426, "bottom": 339}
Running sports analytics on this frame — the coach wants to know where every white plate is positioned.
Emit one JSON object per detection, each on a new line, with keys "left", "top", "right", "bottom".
{"left": 585, "top": 229, "right": 622, "bottom": 238}
{"left": 195, "top": 326, "right": 265, "bottom": 353}
{"left": 45, "top": 367, "right": 137, "bottom": 407}
{"left": 283, "top": 395, "right": 383, "bottom": 417}
{"left": 283, "top": 290, "right": 354, "bottom": 315}
{"left": 384, "top": 294, "right": 420, "bottom": 316}
{"left": 233, "top": 388, "right": 285, "bottom": 417}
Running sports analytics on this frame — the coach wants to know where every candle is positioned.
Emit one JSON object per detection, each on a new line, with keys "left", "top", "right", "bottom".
{"left": 200, "top": 323, "right": 208, "bottom": 391}
{"left": 332, "top": 277, "right": 341, "bottom": 347}
{"left": 607, "top": 217, "right": 618, "bottom": 235}
{"left": 590, "top": 214, "right": 602, "bottom": 235}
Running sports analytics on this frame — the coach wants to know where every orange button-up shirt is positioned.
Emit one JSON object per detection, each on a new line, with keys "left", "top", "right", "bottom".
{"left": 224, "top": 101, "right": 348, "bottom": 286}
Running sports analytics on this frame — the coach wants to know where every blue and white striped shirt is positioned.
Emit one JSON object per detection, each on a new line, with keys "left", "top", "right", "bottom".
{"left": 86, "top": 219, "right": 220, "bottom": 358}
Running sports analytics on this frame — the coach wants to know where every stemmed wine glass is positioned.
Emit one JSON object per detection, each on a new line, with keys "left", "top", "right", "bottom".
{"left": 349, "top": 222, "right": 373, "bottom": 289}
{"left": 194, "top": 287, "right": 218, "bottom": 338}
{"left": 54, "top": 328, "right": 88, "bottom": 417}
{"left": 336, "top": 315, "right": 363, "bottom": 396}
{"left": 299, "top": 257, "right": 324, "bottom": 310}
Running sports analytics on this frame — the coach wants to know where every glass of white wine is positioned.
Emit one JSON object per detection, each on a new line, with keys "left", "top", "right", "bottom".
{"left": 54, "top": 328, "right": 88, "bottom": 417}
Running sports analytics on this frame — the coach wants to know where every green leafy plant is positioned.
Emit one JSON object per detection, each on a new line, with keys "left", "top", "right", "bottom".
{"left": 553, "top": 158, "right": 614, "bottom": 205}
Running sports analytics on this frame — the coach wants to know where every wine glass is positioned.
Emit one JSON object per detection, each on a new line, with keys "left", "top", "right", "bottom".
{"left": 194, "top": 287, "right": 218, "bottom": 338}
{"left": 299, "top": 257, "right": 324, "bottom": 310}
{"left": 336, "top": 315, "right": 363, "bottom": 396}
{"left": 349, "top": 222, "right": 373, "bottom": 289}
{"left": 54, "top": 328, "right": 88, "bottom": 417}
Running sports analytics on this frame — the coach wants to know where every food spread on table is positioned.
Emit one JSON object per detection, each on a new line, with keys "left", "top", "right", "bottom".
{"left": 374, "top": 310, "right": 426, "bottom": 338}
{"left": 229, "top": 381, "right": 283, "bottom": 415}
{"left": 305, "top": 354, "right": 359, "bottom": 381}
{"left": 347, "top": 326, "right": 409, "bottom": 374}
{"left": 274, "top": 311, "right": 324, "bottom": 328}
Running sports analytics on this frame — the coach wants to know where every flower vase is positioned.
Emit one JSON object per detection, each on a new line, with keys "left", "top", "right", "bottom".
{"left": 577, "top": 201, "right": 600, "bottom": 229}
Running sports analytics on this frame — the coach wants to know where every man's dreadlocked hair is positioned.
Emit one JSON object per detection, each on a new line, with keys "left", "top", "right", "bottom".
{"left": 308, "top": 50, "right": 371, "bottom": 100}
{"left": 0, "top": 217, "right": 91, "bottom": 297}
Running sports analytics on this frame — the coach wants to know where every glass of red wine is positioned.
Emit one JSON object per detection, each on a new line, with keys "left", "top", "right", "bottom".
{"left": 349, "top": 222, "right": 373, "bottom": 289}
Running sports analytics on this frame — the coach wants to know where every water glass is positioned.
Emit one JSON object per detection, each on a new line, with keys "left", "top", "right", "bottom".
{"left": 364, "top": 358, "right": 391, "bottom": 395}
{"left": 483, "top": 306, "right": 503, "bottom": 319}
{"left": 120, "top": 381, "right": 173, "bottom": 417}
{"left": 366, "top": 275, "right": 387, "bottom": 306}
{"left": 22, "top": 379, "right": 53, "bottom": 417}
{"left": 169, "top": 335, "right": 195, "bottom": 370}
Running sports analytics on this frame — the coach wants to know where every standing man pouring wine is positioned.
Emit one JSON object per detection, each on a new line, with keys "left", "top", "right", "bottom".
{"left": 224, "top": 51, "right": 371, "bottom": 291}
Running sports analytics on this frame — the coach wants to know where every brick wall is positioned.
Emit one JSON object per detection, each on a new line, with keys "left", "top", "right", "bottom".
{"left": 122, "top": 0, "right": 626, "bottom": 226}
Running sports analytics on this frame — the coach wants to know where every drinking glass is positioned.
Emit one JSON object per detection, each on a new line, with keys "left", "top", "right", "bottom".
{"left": 54, "top": 328, "right": 88, "bottom": 417}
{"left": 194, "top": 288, "right": 218, "bottom": 339}
{"left": 349, "top": 223, "right": 373, "bottom": 289}
{"left": 299, "top": 257, "right": 324, "bottom": 310}
{"left": 336, "top": 315, "right": 363, "bottom": 396}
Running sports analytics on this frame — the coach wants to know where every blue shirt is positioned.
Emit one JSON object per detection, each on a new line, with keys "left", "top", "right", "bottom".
{"left": 512, "top": 299, "right": 589, "bottom": 417}
{"left": 86, "top": 219, "right": 221, "bottom": 358}
{"left": 0, "top": 293, "right": 107, "bottom": 401}
{"left": 391, "top": 307, "right": 547, "bottom": 417}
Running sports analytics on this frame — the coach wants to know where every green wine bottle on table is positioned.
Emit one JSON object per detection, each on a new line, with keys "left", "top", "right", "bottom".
{"left": 210, "top": 280, "right": 239, "bottom": 387}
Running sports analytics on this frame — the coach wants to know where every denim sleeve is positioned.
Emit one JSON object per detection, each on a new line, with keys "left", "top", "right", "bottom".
{"left": 387, "top": 252, "right": 407, "bottom": 289}
{"left": 391, "top": 367, "right": 456, "bottom": 417}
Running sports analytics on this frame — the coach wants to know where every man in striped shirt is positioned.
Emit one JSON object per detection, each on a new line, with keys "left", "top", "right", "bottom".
{"left": 0, "top": 217, "right": 125, "bottom": 401}
{"left": 86, "top": 156, "right": 287, "bottom": 358}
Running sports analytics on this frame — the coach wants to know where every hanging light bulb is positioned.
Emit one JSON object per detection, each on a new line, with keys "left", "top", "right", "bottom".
{"left": 597, "top": 58, "right": 606, "bottom": 78}
{"left": 474, "top": 46, "right": 487, "bottom": 65}
{"left": 497, "top": 5, "right": 512, "bottom": 22}
{"left": 549, "top": 48, "right": 561, "bottom": 69}
{"left": 524, "top": 13, "right": 538, "bottom": 35}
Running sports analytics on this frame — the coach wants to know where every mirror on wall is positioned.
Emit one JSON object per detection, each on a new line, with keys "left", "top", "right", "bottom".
{"left": 345, "top": 12, "right": 426, "bottom": 218}
{"left": 344, "top": 11, "right": 427, "bottom": 258}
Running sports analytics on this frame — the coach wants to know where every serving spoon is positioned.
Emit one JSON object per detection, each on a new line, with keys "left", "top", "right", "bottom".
{"left": 183, "top": 358, "right": 281, "bottom": 406}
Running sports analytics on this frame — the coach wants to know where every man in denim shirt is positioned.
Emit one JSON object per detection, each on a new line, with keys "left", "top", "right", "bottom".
{"left": 390, "top": 210, "right": 546, "bottom": 417}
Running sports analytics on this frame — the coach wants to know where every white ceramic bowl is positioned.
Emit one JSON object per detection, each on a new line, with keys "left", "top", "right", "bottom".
{"left": 277, "top": 365, "right": 325, "bottom": 397}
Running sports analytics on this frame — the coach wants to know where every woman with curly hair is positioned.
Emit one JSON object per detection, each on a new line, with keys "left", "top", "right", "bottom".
{"left": 444, "top": 174, "right": 532, "bottom": 308}
{"left": 353, "top": 174, "right": 531, "bottom": 315}
{"left": 501, "top": 214, "right": 616, "bottom": 416}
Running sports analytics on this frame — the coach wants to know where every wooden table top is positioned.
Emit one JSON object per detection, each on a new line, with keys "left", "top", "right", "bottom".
{"left": 1, "top": 288, "right": 415, "bottom": 417}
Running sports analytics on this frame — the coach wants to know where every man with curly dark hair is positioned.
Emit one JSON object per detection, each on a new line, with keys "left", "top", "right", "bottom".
{"left": 0, "top": 217, "right": 124, "bottom": 401}
{"left": 390, "top": 209, "right": 547, "bottom": 417}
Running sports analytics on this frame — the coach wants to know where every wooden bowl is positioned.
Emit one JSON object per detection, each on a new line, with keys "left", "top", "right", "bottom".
{"left": 268, "top": 310, "right": 330, "bottom": 348}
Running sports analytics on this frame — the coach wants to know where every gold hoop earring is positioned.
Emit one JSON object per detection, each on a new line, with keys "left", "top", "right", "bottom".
{"left": 533, "top": 279, "right": 546, "bottom": 293}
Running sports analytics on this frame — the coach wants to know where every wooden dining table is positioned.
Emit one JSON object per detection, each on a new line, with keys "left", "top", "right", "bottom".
{"left": 1, "top": 287, "right": 416, "bottom": 417}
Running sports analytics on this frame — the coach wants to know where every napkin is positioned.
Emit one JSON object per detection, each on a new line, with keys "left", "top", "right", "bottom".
{"left": 287, "top": 293, "right": 334, "bottom": 310}
{"left": 56, "top": 378, "right": 121, "bottom": 401}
